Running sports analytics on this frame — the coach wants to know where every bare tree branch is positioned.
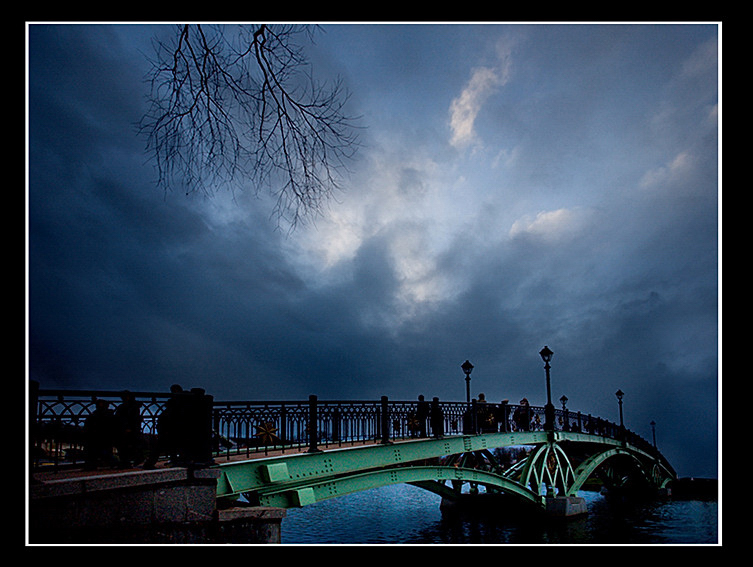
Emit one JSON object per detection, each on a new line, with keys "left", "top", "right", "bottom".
{"left": 139, "top": 24, "right": 360, "bottom": 228}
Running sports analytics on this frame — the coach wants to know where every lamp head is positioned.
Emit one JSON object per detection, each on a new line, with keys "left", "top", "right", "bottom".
{"left": 539, "top": 346, "right": 553, "bottom": 363}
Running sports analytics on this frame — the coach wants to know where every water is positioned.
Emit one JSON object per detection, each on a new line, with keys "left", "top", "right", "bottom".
{"left": 281, "top": 485, "right": 718, "bottom": 545}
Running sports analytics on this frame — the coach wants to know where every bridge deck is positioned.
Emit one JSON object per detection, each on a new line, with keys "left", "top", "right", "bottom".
{"left": 30, "top": 438, "right": 390, "bottom": 483}
{"left": 32, "top": 430, "right": 674, "bottom": 502}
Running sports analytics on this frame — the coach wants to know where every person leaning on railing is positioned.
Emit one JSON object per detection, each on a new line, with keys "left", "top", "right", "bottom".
{"left": 83, "top": 399, "right": 118, "bottom": 470}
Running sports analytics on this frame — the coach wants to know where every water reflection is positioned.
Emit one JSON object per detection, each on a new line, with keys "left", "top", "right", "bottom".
{"left": 282, "top": 484, "right": 717, "bottom": 545}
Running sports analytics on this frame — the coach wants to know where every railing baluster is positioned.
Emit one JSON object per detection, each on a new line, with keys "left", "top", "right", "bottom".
{"left": 308, "top": 394, "right": 319, "bottom": 453}
{"left": 380, "top": 396, "right": 390, "bottom": 444}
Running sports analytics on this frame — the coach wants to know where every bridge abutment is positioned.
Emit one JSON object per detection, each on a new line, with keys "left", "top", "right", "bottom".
{"left": 30, "top": 467, "right": 286, "bottom": 543}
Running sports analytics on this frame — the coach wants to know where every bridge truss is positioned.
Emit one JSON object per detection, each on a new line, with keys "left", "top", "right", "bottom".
{"left": 215, "top": 430, "right": 676, "bottom": 512}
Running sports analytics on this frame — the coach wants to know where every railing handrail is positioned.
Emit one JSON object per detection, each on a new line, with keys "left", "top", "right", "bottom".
{"left": 30, "top": 386, "right": 667, "bottom": 473}
{"left": 30, "top": 390, "right": 627, "bottom": 435}
{"left": 35, "top": 389, "right": 175, "bottom": 399}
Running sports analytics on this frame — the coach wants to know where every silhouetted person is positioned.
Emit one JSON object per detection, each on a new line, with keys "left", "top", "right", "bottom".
{"left": 184, "top": 387, "right": 214, "bottom": 467}
{"left": 417, "top": 395, "right": 429, "bottom": 437}
{"left": 477, "top": 393, "right": 494, "bottom": 432}
{"left": 497, "top": 399, "right": 509, "bottom": 432}
{"left": 513, "top": 398, "right": 531, "bottom": 431}
{"left": 115, "top": 391, "right": 143, "bottom": 468}
{"left": 158, "top": 384, "right": 186, "bottom": 465}
{"left": 84, "top": 399, "right": 117, "bottom": 470}
{"left": 430, "top": 397, "right": 444, "bottom": 438}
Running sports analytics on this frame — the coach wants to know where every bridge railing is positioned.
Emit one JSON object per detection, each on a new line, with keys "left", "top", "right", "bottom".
{"left": 29, "top": 383, "right": 660, "bottom": 471}
{"left": 212, "top": 396, "right": 471, "bottom": 458}
{"left": 30, "top": 385, "right": 172, "bottom": 470}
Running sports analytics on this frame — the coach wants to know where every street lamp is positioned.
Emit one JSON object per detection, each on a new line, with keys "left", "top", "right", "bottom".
{"left": 615, "top": 389, "right": 624, "bottom": 428}
{"left": 539, "top": 346, "right": 554, "bottom": 431}
{"left": 560, "top": 395, "right": 568, "bottom": 410}
{"left": 461, "top": 360, "right": 474, "bottom": 405}
{"left": 650, "top": 420, "right": 657, "bottom": 448}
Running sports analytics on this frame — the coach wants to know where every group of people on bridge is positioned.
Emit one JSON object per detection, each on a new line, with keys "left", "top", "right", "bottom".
{"left": 82, "top": 391, "right": 144, "bottom": 470}
{"left": 406, "top": 394, "right": 607, "bottom": 439}
{"left": 407, "top": 393, "right": 528, "bottom": 438}
{"left": 73, "top": 388, "right": 618, "bottom": 471}
{"left": 81, "top": 385, "right": 214, "bottom": 470}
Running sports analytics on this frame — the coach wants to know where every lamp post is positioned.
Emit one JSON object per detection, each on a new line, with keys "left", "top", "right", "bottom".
{"left": 650, "top": 420, "right": 657, "bottom": 448}
{"left": 539, "top": 346, "right": 554, "bottom": 431}
{"left": 461, "top": 360, "right": 474, "bottom": 405}
{"left": 615, "top": 389, "right": 624, "bottom": 428}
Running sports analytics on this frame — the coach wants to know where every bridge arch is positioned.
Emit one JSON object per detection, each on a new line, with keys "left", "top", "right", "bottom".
{"left": 220, "top": 431, "right": 676, "bottom": 512}
{"left": 568, "top": 446, "right": 673, "bottom": 496}
{"left": 254, "top": 465, "right": 544, "bottom": 510}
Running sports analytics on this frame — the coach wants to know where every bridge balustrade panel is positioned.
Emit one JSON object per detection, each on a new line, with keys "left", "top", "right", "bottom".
{"left": 213, "top": 399, "right": 385, "bottom": 457}
{"left": 31, "top": 388, "right": 170, "bottom": 469}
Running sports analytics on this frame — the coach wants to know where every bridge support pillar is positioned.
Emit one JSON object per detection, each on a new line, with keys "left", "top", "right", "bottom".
{"left": 545, "top": 496, "right": 588, "bottom": 517}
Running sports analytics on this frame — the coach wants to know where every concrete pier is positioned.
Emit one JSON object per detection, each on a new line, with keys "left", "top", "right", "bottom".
{"left": 545, "top": 496, "right": 588, "bottom": 517}
{"left": 29, "top": 467, "right": 286, "bottom": 544}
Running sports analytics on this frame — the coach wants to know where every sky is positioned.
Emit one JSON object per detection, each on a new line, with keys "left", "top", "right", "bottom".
{"left": 26, "top": 22, "right": 720, "bottom": 478}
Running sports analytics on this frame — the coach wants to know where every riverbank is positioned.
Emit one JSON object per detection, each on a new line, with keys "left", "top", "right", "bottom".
{"left": 670, "top": 477, "right": 718, "bottom": 501}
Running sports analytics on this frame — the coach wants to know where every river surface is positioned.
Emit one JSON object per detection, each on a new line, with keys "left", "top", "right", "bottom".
{"left": 280, "top": 484, "right": 718, "bottom": 545}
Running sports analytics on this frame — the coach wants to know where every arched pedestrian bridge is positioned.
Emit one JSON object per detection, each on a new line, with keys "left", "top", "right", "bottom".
{"left": 215, "top": 426, "right": 676, "bottom": 516}
{"left": 31, "top": 387, "right": 677, "bottom": 519}
{"left": 207, "top": 395, "right": 676, "bottom": 516}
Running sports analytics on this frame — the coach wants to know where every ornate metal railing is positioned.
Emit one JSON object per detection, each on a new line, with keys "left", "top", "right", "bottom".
{"left": 30, "top": 387, "right": 170, "bottom": 469}
{"left": 212, "top": 396, "right": 472, "bottom": 458}
{"left": 30, "top": 383, "right": 659, "bottom": 471}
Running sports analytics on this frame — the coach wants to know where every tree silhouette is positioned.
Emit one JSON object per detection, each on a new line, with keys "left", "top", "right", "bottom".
{"left": 139, "top": 24, "right": 360, "bottom": 227}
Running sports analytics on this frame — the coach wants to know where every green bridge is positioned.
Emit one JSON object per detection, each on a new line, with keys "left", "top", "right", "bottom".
{"left": 215, "top": 428, "right": 676, "bottom": 516}
{"left": 31, "top": 354, "right": 678, "bottom": 541}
